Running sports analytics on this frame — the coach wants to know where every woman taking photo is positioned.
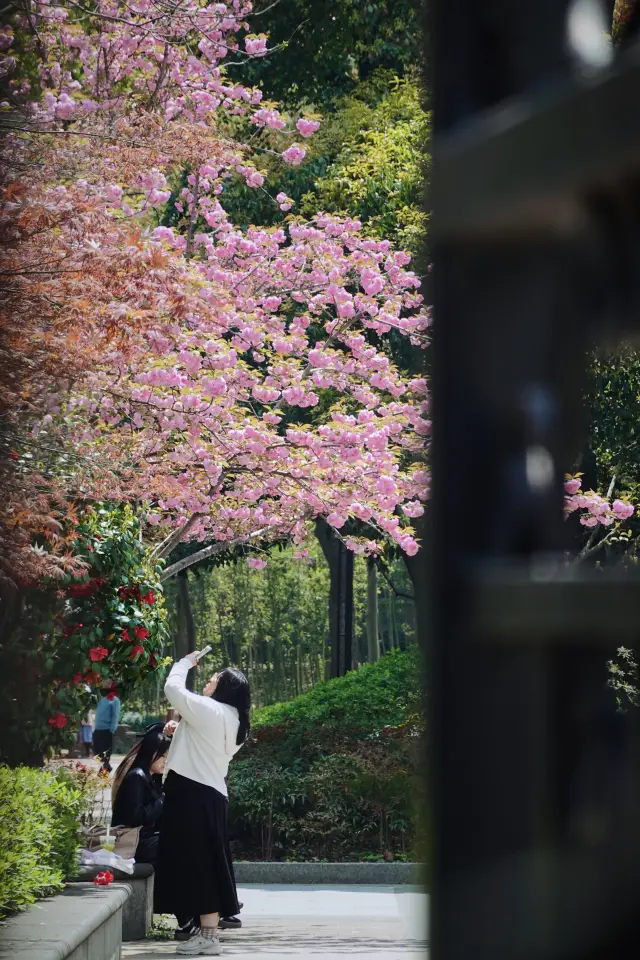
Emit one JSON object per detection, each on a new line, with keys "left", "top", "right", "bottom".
{"left": 154, "top": 651, "right": 251, "bottom": 957}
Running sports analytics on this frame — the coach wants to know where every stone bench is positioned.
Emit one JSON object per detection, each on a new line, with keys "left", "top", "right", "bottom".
{"left": 74, "top": 864, "right": 154, "bottom": 941}
{"left": 0, "top": 883, "right": 130, "bottom": 960}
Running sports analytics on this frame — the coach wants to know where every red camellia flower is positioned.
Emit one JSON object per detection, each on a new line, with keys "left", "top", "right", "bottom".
{"left": 84, "top": 669, "right": 101, "bottom": 685}
{"left": 134, "top": 625, "right": 149, "bottom": 640}
{"left": 8, "top": 449, "right": 18, "bottom": 461}
{"left": 93, "top": 870, "right": 114, "bottom": 886}
{"left": 121, "top": 628, "right": 131, "bottom": 643}
{"left": 72, "top": 672, "right": 82, "bottom": 685}
{"left": 89, "top": 646, "right": 109, "bottom": 662}
{"left": 68, "top": 582, "right": 95, "bottom": 598}
{"left": 141, "top": 590, "right": 156, "bottom": 605}
{"left": 47, "top": 713, "right": 67, "bottom": 729}
{"left": 130, "top": 645, "right": 144, "bottom": 659}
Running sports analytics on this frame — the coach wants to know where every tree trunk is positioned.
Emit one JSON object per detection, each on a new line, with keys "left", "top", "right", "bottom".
{"left": 296, "top": 642, "right": 302, "bottom": 696}
{"left": 402, "top": 512, "right": 429, "bottom": 653}
{"left": 367, "top": 557, "right": 380, "bottom": 663}
{"left": 175, "top": 570, "right": 195, "bottom": 691}
{"left": 315, "top": 518, "right": 354, "bottom": 678}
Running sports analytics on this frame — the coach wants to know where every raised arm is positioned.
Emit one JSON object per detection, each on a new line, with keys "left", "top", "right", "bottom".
{"left": 164, "top": 657, "right": 221, "bottom": 731}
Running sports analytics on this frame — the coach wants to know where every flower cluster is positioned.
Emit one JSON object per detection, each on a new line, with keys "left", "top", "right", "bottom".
{"left": 47, "top": 713, "right": 68, "bottom": 729}
{"left": 564, "top": 475, "right": 636, "bottom": 527}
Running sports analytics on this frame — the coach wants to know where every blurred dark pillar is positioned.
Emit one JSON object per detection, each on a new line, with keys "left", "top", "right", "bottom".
{"left": 427, "top": 1, "right": 640, "bottom": 957}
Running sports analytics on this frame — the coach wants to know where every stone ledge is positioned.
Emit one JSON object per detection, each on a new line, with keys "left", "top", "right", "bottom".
{"left": 75, "top": 863, "right": 153, "bottom": 881}
{"left": 73, "top": 867, "right": 154, "bottom": 941}
{"left": 0, "top": 883, "right": 130, "bottom": 960}
{"left": 232, "top": 861, "right": 426, "bottom": 885}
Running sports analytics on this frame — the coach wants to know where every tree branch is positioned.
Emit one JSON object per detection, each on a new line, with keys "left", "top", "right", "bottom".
{"left": 573, "top": 472, "right": 617, "bottom": 565}
{"left": 378, "top": 564, "right": 414, "bottom": 601}
{"left": 149, "top": 510, "right": 204, "bottom": 562}
{"left": 160, "top": 527, "right": 268, "bottom": 580}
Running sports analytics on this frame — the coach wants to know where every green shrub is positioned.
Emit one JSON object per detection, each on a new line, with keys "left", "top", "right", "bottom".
{"left": 228, "top": 648, "right": 426, "bottom": 861}
{"left": 0, "top": 765, "right": 87, "bottom": 919}
{"left": 120, "top": 710, "right": 164, "bottom": 733}
{"left": 252, "top": 647, "right": 420, "bottom": 736}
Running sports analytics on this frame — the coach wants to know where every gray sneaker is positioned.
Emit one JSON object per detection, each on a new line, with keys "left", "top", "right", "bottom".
{"left": 176, "top": 931, "right": 222, "bottom": 956}
{"left": 175, "top": 919, "right": 199, "bottom": 942}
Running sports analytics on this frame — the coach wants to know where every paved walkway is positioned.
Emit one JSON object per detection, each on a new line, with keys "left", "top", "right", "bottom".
{"left": 85, "top": 752, "right": 126, "bottom": 824}
{"left": 123, "top": 885, "right": 429, "bottom": 959}
{"left": 91, "top": 758, "right": 429, "bottom": 956}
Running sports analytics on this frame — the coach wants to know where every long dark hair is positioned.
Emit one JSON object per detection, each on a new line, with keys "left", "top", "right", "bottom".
{"left": 212, "top": 668, "right": 251, "bottom": 745}
{"left": 134, "top": 725, "right": 171, "bottom": 775}
{"left": 112, "top": 723, "right": 170, "bottom": 804}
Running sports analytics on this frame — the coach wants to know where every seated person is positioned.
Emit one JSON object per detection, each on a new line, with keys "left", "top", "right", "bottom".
{"left": 111, "top": 723, "right": 169, "bottom": 864}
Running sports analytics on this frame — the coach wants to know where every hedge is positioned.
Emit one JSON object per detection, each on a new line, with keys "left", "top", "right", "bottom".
{"left": 0, "top": 766, "right": 86, "bottom": 919}
{"left": 228, "top": 647, "right": 427, "bottom": 861}
{"left": 120, "top": 710, "right": 164, "bottom": 733}
{"left": 252, "top": 646, "right": 420, "bottom": 734}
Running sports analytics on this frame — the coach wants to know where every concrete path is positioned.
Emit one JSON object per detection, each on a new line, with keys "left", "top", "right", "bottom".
{"left": 123, "top": 884, "right": 429, "bottom": 959}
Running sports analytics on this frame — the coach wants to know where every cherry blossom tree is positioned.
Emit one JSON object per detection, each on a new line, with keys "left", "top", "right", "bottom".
{"left": 1, "top": 0, "right": 430, "bottom": 587}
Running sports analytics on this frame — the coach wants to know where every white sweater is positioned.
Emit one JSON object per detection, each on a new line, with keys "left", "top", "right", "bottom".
{"left": 163, "top": 658, "right": 243, "bottom": 797}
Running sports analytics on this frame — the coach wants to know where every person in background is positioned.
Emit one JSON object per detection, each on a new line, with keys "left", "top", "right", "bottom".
{"left": 92, "top": 681, "right": 120, "bottom": 772}
{"left": 154, "top": 652, "right": 251, "bottom": 956}
{"left": 78, "top": 710, "right": 94, "bottom": 758}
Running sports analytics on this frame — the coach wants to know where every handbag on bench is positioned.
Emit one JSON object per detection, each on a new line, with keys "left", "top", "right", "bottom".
{"left": 82, "top": 823, "right": 142, "bottom": 860}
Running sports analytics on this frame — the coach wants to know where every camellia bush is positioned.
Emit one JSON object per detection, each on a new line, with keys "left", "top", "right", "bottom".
{"left": 0, "top": 504, "right": 169, "bottom": 765}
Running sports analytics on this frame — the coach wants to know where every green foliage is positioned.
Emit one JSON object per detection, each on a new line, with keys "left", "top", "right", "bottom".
{"left": 252, "top": 646, "right": 419, "bottom": 732}
{"left": 576, "top": 346, "right": 640, "bottom": 563}
{"left": 0, "top": 765, "right": 88, "bottom": 918}
{"left": 301, "top": 76, "right": 428, "bottom": 255}
{"left": 587, "top": 346, "right": 640, "bottom": 496}
{"left": 227, "top": 648, "right": 425, "bottom": 861}
{"left": 608, "top": 646, "right": 639, "bottom": 708}
{"left": 234, "top": 0, "right": 421, "bottom": 104}
{"left": 217, "top": 72, "right": 427, "bottom": 260}
{"left": 120, "top": 710, "right": 164, "bottom": 733}
{"left": 0, "top": 503, "right": 170, "bottom": 765}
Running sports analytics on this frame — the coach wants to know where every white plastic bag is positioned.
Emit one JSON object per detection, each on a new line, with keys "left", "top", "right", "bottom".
{"left": 80, "top": 848, "right": 136, "bottom": 874}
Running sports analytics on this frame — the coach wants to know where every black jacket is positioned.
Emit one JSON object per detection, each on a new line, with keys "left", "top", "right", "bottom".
{"left": 111, "top": 768, "right": 163, "bottom": 838}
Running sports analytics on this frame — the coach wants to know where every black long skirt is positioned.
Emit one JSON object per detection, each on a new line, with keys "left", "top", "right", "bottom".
{"left": 154, "top": 771, "right": 240, "bottom": 920}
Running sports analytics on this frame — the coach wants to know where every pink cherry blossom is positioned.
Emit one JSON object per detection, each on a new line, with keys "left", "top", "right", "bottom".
{"left": 245, "top": 37, "right": 268, "bottom": 56}
{"left": 296, "top": 118, "right": 320, "bottom": 138}
{"left": 613, "top": 499, "right": 635, "bottom": 520}
{"left": 564, "top": 477, "right": 581, "bottom": 496}
{"left": 282, "top": 145, "right": 306, "bottom": 166}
